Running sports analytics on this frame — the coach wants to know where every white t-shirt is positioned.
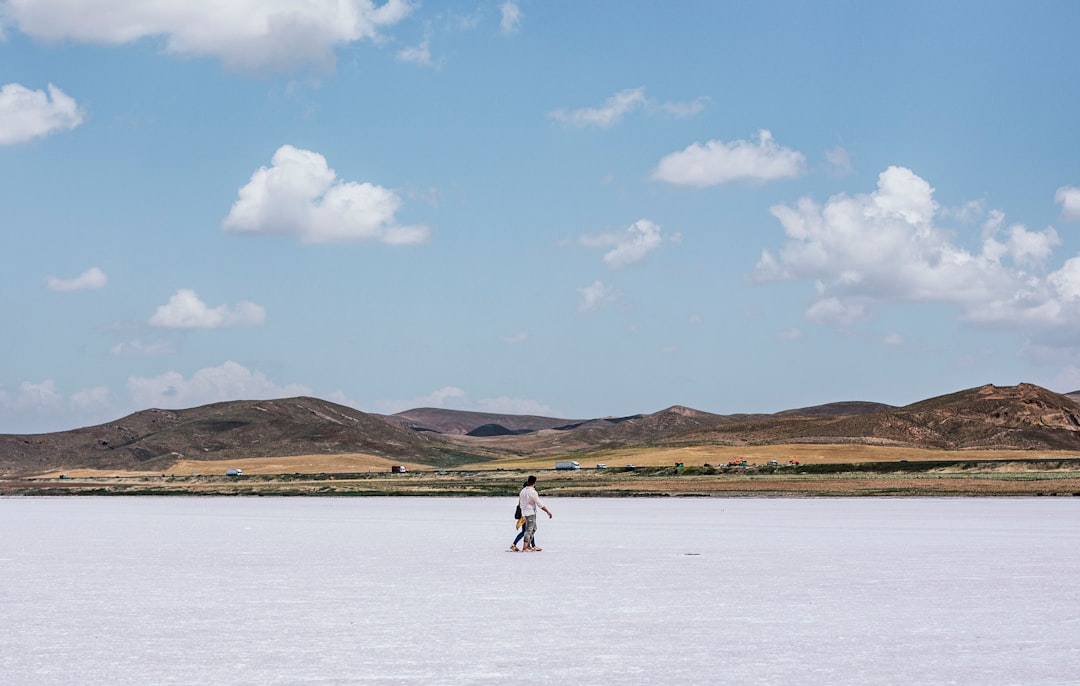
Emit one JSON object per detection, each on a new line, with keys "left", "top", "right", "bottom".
{"left": 518, "top": 485, "right": 543, "bottom": 516}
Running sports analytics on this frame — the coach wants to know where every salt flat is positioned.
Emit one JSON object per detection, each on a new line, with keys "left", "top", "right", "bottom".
{"left": 1, "top": 497, "right": 1077, "bottom": 685}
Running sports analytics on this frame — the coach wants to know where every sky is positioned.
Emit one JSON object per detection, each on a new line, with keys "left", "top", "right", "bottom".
{"left": 3, "top": 1, "right": 1080, "bottom": 434}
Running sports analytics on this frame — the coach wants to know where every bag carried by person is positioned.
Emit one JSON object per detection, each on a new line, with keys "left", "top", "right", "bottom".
{"left": 514, "top": 503, "right": 522, "bottom": 520}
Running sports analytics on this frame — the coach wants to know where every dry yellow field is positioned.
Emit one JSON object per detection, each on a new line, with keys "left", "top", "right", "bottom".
{"left": 28, "top": 444, "right": 1080, "bottom": 480}
{"left": 457, "top": 444, "right": 1080, "bottom": 470}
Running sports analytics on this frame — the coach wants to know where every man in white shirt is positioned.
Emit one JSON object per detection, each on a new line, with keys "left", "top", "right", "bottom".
{"left": 518, "top": 475, "right": 552, "bottom": 552}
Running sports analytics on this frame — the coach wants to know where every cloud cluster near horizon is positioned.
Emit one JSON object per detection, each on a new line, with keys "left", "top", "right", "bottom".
{"left": 223, "top": 145, "right": 430, "bottom": 245}
{"left": 754, "top": 166, "right": 1080, "bottom": 341}
{"left": 0, "top": 0, "right": 413, "bottom": 72}
{"left": 374, "top": 384, "right": 557, "bottom": 417}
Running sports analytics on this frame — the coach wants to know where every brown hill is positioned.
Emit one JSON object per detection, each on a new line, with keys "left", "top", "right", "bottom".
{"left": 3, "top": 384, "right": 1078, "bottom": 476}
{"left": 0, "top": 397, "right": 488, "bottom": 476}
{"left": 671, "top": 384, "right": 1080, "bottom": 450}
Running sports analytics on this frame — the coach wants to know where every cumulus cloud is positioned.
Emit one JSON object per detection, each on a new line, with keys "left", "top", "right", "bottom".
{"left": 396, "top": 37, "right": 433, "bottom": 66}
{"left": 549, "top": 87, "right": 707, "bottom": 128}
{"left": 549, "top": 87, "right": 648, "bottom": 128}
{"left": 661, "top": 97, "right": 709, "bottom": 118}
{"left": 127, "top": 361, "right": 311, "bottom": 410}
{"left": 223, "top": 145, "right": 429, "bottom": 245}
{"left": 0, "top": 82, "right": 83, "bottom": 145}
{"left": 577, "top": 280, "right": 619, "bottom": 313}
{"left": 652, "top": 129, "right": 805, "bottom": 187}
{"left": 1, "top": 0, "right": 413, "bottom": 72}
{"left": 0, "top": 379, "right": 113, "bottom": 433}
{"left": 578, "top": 219, "right": 676, "bottom": 270}
{"left": 1056, "top": 185, "right": 1080, "bottom": 222}
{"left": 499, "top": 1, "right": 522, "bottom": 34}
{"left": 109, "top": 339, "right": 176, "bottom": 357}
{"left": 754, "top": 166, "right": 1080, "bottom": 338}
{"left": 46, "top": 267, "right": 106, "bottom": 292}
{"left": 149, "top": 289, "right": 266, "bottom": 329}
{"left": 824, "top": 146, "right": 853, "bottom": 175}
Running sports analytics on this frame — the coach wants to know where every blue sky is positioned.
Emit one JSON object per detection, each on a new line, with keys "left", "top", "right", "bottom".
{"left": 3, "top": 1, "right": 1080, "bottom": 434}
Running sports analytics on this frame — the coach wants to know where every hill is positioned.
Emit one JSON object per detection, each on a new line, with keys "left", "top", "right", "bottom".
{"left": 670, "top": 384, "right": 1080, "bottom": 450}
{"left": 2, "top": 383, "right": 1079, "bottom": 476}
{"left": 0, "top": 397, "right": 488, "bottom": 476}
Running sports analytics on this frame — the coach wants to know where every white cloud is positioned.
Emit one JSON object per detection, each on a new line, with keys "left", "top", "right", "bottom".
{"left": 577, "top": 280, "right": 619, "bottom": 313}
{"left": 549, "top": 87, "right": 647, "bottom": 129}
{"left": 804, "top": 297, "right": 867, "bottom": 326}
{"left": 500, "top": 331, "right": 528, "bottom": 344}
{"left": 372, "top": 385, "right": 466, "bottom": 414}
{"left": 2, "top": 0, "right": 414, "bottom": 72}
{"left": 223, "top": 144, "right": 429, "bottom": 245}
{"left": 477, "top": 396, "right": 555, "bottom": 416}
{"left": 2, "top": 380, "right": 65, "bottom": 414}
{"left": 1056, "top": 185, "right": 1080, "bottom": 222}
{"left": 373, "top": 386, "right": 555, "bottom": 417}
{"left": 688, "top": 314, "right": 703, "bottom": 325}
{"left": 578, "top": 219, "right": 674, "bottom": 270}
{"left": 0, "top": 82, "right": 83, "bottom": 145}
{"left": 149, "top": 289, "right": 266, "bottom": 329}
{"left": 0, "top": 379, "right": 111, "bottom": 433}
{"left": 777, "top": 327, "right": 804, "bottom": 340}
{"left": 660, "top": 97, "right": 708, "bottom": 118}
{"left": 45, "top": 266, "right": 106, "bottom": 292}
{"left": 754, "top": 165, "right": 1080, "bottom": 338}
{"left": 0, "top": 365, "right": 341, "bottom": 433}
{"left": 824, "top": 146, "right": 852, "bottom": 175}
{"left": 396, "top": 37, "right": 434, "bottom": 66}
{"left": 499, "top": 1, "right": 522, "bottom": 34}
{"left": 882, "top": 333, "right": 905, "bottom": 346}
{"left": 652, "top": 129, "right": 805, "bottom": 187}
{"left": 109, "top": 339, "right": 176, "bottom": 357}
{"left": 549, "top": 88, "right": 706, "bottom": 128}
{"left": 69, "top": 385, "right": 111, "bottom": 413}
{"left": 127, "top": 361, "right": 311, "bottom": 410}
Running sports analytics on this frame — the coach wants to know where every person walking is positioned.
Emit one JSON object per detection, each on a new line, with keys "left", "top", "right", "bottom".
{"left": 510, "top": 479, "right": 536, "bottom": 552}
{"left": 518, "top": 475, "right": 552, "bottom": 552}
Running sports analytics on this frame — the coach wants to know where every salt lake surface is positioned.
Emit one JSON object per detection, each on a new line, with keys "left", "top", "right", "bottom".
{"left": 1, "top": 497, "right": 1077, "bottom": 685}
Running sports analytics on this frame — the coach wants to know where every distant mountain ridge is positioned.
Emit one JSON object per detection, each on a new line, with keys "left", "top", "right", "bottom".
{"left": 2, "top": 383, "right": 1079, "bottom": 475}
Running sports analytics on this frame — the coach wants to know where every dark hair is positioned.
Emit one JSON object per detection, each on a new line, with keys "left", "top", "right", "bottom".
{"left": 526, "top": 475, "right": 537, "bottom": 485}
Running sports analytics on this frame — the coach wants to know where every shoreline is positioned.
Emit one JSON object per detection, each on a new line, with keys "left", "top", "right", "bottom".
{"left": 5, "top": 461, "right": 1080, "bottom": 497}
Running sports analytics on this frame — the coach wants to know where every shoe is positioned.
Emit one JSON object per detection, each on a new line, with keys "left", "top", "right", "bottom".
{"left": 509, "top": 545, "right": 518, "bottom": 552}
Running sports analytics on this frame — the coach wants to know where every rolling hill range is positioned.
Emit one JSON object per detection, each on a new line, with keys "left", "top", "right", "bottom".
{"left": 1, "top": 383, "right": 1079, "bottom": 476}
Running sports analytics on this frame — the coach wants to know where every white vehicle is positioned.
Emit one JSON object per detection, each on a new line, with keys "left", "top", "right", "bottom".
{"left": 555, "top": 461, "right": 581, "bottom": 470}
{"left": 595, "top": 463, "right": 607, "bottom": 469}
{"left": 226, "top": 469, "right": 243, "bottom": 477}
